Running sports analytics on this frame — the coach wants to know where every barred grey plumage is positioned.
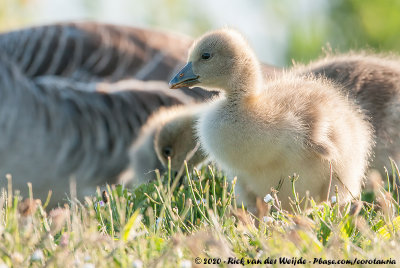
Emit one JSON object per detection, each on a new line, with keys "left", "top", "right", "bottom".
{"left": 0, "top": 22, "right": 192, "bottom": 82}
{"left": 0, "top": 22, "right": 225, "bottom": 105}
{"left": 0, "top": 51, "right": 203, "bottom": 206}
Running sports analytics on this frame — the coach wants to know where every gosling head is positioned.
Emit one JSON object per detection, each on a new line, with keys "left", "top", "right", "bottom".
{"left": 169, "top": 29, "right": 262, "bottom": 94}
{"left": 154, "top": 112, "right": 206, "bottom": 171}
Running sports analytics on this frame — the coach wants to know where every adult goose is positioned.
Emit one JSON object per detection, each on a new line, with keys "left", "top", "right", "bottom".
{"left": 300, "top": 54, "right": 400, "bottom": 176}
{"left": 169, "top": 29, "right": 373, "bottom": 211}
{"left": 0, "top": 52, "right": 207, "bottom": 207}
{"left": 0, "top": 21, "right": 191, "bottom": 82}
{"left": 0, "top": 21, "right": 221, "bottom": 100}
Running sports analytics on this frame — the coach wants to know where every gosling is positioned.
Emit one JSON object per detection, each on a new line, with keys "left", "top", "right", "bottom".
{"left": 169, "top": 29, "right": 373, "bottom": 210}
{"left": 129, "top": 104, "right": 207, "bottom": 183}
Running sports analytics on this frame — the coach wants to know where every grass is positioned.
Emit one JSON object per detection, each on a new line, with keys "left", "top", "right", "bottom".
{"left": 0, "top": 161, "right": 399, "bottom": 267}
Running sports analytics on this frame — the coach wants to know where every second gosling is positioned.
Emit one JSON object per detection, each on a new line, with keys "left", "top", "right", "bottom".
{"left": 153, "top": 104, "right": 208, "bottom": 172}
{"left": 169, "top": 29, "right": 373, "bottom": 210}
{"left": 129, "top": 104, "right": 207, "bottom": 183}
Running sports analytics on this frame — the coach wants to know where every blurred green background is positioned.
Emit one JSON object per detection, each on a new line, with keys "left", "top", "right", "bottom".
{"left": 1, "top": 0, "right": 399, "bottom": 66}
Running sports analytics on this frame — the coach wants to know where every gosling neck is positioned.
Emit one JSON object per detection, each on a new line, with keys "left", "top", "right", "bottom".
{"left": 225, "top": 57, "right": 263, "bottom": 101}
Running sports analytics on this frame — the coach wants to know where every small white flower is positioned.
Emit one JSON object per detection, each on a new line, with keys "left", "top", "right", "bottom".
{"left": 31, "top": 249, "right": 44, "bottom": 261}
{"left": 0, "top": 263, "right": 9, "bottom": 268}
{"left": 74, "top": 257, "right": 82, "bottom": 266}
{"left": 84, "top": 255, "right": 92, "bottom": 262}
{"left": 263, "top": 216, "right": 274, "bottom": 224}
{"left": 196, "top": 199, "right": 207, "bottom": 205}
{"left": 263, "top": 194, "right": 274, "bottom": 204}
{"left": 156, "top": 217, "right": 164, "bottom": 228}
{"left": 176, "top": 248, "right": 183, "bottom": 259}
{"left": 82, "top": 263, "right": 95, "bottom": 268}
{"left": 331, "top": 196, "right": 337, "bottom": 204}
{"left": 180, "top": 260, "right": 192, "bottom": 268}
{"left": 132, "top": 260, "right": 143, "bottom": 268}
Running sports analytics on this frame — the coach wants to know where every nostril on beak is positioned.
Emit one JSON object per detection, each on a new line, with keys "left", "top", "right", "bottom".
{"left": 179, "top": 73, "right": 184, "bottom": 78}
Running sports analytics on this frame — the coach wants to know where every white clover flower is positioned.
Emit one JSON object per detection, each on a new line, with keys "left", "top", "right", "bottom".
{"left": 331, "top": 196, "right": 337, "bottom": 204}
{"left": 263, "top": 194, "right": 274, "bottom": 204}
{"left": 132, "top": 260, "right": 143, "bottom": 268}
{"left": 180, "top": 260, "right": 192, "bottom": 268}
{"left": 31, "top": 249, "right": 44, "bottom": 262}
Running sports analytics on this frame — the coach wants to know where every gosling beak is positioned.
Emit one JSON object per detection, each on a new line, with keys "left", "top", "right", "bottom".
{"left": 169, "top": 62, "right": 200, "bottom": 89}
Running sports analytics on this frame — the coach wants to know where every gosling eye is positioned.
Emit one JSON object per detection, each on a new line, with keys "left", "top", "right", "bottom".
{"left": 162, "top": 146, "right": 173, "bottom": 158}
{"left": 201, "top": 52, "right": 212, "bottom": 60}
